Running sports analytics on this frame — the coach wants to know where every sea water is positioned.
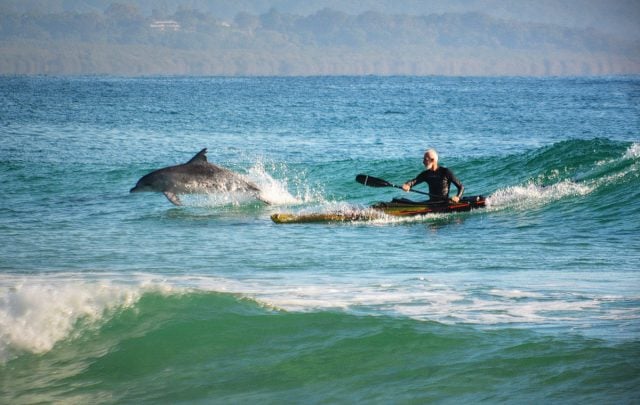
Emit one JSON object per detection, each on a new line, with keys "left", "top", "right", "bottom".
{"left": 1, "top": 76, "right": 639, "bottom": 403}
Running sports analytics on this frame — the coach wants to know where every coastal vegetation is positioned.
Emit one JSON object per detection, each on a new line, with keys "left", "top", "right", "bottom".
{"left": 1, "top": 2, "right": 638, "bottom": 75}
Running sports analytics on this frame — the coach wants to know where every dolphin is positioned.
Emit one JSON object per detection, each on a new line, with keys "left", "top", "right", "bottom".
{"left": 130, "top": 148, "right": 264, "bottom": 206}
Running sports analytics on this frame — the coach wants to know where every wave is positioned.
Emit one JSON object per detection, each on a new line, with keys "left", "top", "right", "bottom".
{"left": 483, "top": 139, "right": 639, "bottom": 212}
{"left": 0, "top": 274, "right": 168, "bottom": 363}
{"left": 2, "top": 269, "right": 638, "bottom": 366}
{"left": 2, "top": 276, "right": 638, "bottom": 404}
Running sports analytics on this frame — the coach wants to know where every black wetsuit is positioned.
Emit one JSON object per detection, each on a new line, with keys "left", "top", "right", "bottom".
{"left": 406, "top": 166, "right": 464, "bottom": 202}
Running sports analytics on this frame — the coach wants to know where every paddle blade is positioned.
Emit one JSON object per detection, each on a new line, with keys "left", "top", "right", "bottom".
{"left": 355, "top": 174, "right": 392, "bottom": 188}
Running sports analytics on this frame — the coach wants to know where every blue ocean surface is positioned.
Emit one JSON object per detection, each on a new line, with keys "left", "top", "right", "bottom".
{"left": 1, "top": 76, "right": 639, "bottom": 403}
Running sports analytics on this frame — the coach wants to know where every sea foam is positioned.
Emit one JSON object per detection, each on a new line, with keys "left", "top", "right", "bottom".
{"left": 1, "top": 270, "right": 637, "bottom": 363}
{"left": 624, "top": 142, "right": 640, "bottom": 159}
{"left": 0, "top": 274, "right": 174, "bottom": 363}
{"left": 486, "top": 180, "right": 593, "bottom": 210}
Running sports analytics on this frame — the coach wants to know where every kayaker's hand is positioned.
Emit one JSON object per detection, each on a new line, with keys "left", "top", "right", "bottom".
{"left": 402, "top": 183, "right": 411, "bottom": 192}
{"left": 451, "top": 196, "right": 460, "bottom": 203}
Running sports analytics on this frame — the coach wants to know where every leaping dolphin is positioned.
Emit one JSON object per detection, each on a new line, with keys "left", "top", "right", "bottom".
{"left": 130, "top": 148, "right": 264, "bottom": 206}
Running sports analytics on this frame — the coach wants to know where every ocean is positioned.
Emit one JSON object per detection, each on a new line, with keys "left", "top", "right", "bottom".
{"left": 1, "top": 75, "right": 639, "bottom": 403}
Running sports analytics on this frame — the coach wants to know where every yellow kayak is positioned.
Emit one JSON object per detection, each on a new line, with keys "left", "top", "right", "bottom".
{"left": 271, "top": 196, "right": 486, "bottom": 224}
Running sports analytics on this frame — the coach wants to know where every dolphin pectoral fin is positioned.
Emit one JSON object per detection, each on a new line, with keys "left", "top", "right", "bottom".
{"left": 163, "top": 191, "right": 182, "bottom": 206}
{"left": 256, "top": 194, "right": 271, "bottom": 205}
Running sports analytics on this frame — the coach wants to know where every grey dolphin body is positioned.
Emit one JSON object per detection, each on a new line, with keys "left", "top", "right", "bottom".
{"left": 130, "top": 148, "right": 263, "bottom": 205}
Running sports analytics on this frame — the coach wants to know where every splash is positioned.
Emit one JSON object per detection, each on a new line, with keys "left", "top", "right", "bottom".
{"left": 247, "top": 160, "right": 302, "bottom": 205}
{"left": 246, "top": 158, "right": 330, "bottom": 206}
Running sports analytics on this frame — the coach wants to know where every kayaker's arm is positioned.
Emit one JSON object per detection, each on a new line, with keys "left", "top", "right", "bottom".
{"left": 449, "top": 170, "right": 464, "bottom": 203}
{"left": 451, "top": 186, "right": 463, "bottom": 203}
{"left": 402, "top": 178, "right": 417, "bottom": 192}
{"left": 403, "top": 171, "right": 427, "bottom": 192}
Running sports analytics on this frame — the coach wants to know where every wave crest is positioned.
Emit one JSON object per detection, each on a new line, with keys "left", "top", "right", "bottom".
{"left": 0, "top": 275, "right": 175, "bottom": 363}
{"left": 487, "top": 180, "right": 592, "bottom": 210}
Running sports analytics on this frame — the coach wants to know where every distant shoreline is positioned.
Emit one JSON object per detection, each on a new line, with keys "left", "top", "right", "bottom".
{"left": 2, "top": 6, "right": 638, "bottom": 76}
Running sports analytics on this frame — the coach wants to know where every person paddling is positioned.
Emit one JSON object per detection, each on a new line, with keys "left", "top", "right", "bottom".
{"left": 402, "top": 149, "right": 464, "bottom": 203}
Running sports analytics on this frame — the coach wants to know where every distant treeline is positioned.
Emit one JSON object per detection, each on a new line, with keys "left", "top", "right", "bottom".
{"left": 1, "top": 3, "right": 639, "bottom": 75}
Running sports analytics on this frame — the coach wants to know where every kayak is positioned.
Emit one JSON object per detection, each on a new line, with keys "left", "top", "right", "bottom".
{"left": 372, "top": 195, "right": 486, "bottom": 216}
{"left": 271, "top": 195, "right": 486, "bottom": 224}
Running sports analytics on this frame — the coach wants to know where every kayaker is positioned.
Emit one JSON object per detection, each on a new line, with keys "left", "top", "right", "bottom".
{"left": 402, "top": 149, "right": 464, "bottom": 202}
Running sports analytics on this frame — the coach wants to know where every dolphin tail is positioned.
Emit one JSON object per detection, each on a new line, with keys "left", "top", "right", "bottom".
{"left": 164, "top": 191, "right": 183, "bottom": 206}
{"left": 242, "top": 179, "right": 270, "bottom": 204}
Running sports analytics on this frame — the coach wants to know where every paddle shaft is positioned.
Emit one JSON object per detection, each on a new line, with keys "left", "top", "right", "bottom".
{"left": 356, "top": 174, "right": 435, "bottom": 197}
{"left": 387, "top": 183, "right": 431, "bottom": 196}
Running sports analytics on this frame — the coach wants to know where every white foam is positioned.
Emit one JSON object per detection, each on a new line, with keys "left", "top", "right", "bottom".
{"left": 0, "top": 274, "right": 176, "bottom": 363}
{"left": 624, "top": 142, "right": 640, "bottom": 159}
{"left": 2, "top": 269, "right": 637, "bottom": 362}
{"left": 176, "top": 274, "right": 636, "bottom": 330}
{"left": 487, "top": 288, "right": 543, "bottom": 299}
{"left": 574, "top": 142, "right": 640, "bottom": 185}
{"left": 486, "top": 180, "right": 593, "bottom": 210}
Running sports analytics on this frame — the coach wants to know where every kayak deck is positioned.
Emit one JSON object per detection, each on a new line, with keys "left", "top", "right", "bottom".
{"left": 271, "top": 195, "right": 486, "bottom": 224}
{"left": 372, "top": 195, "right": 486, "bottom": 216}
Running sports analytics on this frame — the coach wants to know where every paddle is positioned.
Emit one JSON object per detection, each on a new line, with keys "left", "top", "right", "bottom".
{"left": 355, "top": 174, "right": 434, "bottom": 197}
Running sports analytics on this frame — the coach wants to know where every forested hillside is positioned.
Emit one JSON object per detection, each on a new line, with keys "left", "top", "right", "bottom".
{"left": 1, "top": 3, "right": 638, "bottom": 75}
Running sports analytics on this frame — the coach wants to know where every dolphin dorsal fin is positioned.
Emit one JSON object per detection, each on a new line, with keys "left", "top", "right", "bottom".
{"left": 187, "top": 148, "right": 208, "bottom": 164}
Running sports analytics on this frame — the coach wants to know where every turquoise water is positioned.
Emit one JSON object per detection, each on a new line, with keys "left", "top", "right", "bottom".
{"left": 1, "top": 76, "right": 639, "bottom": 403}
